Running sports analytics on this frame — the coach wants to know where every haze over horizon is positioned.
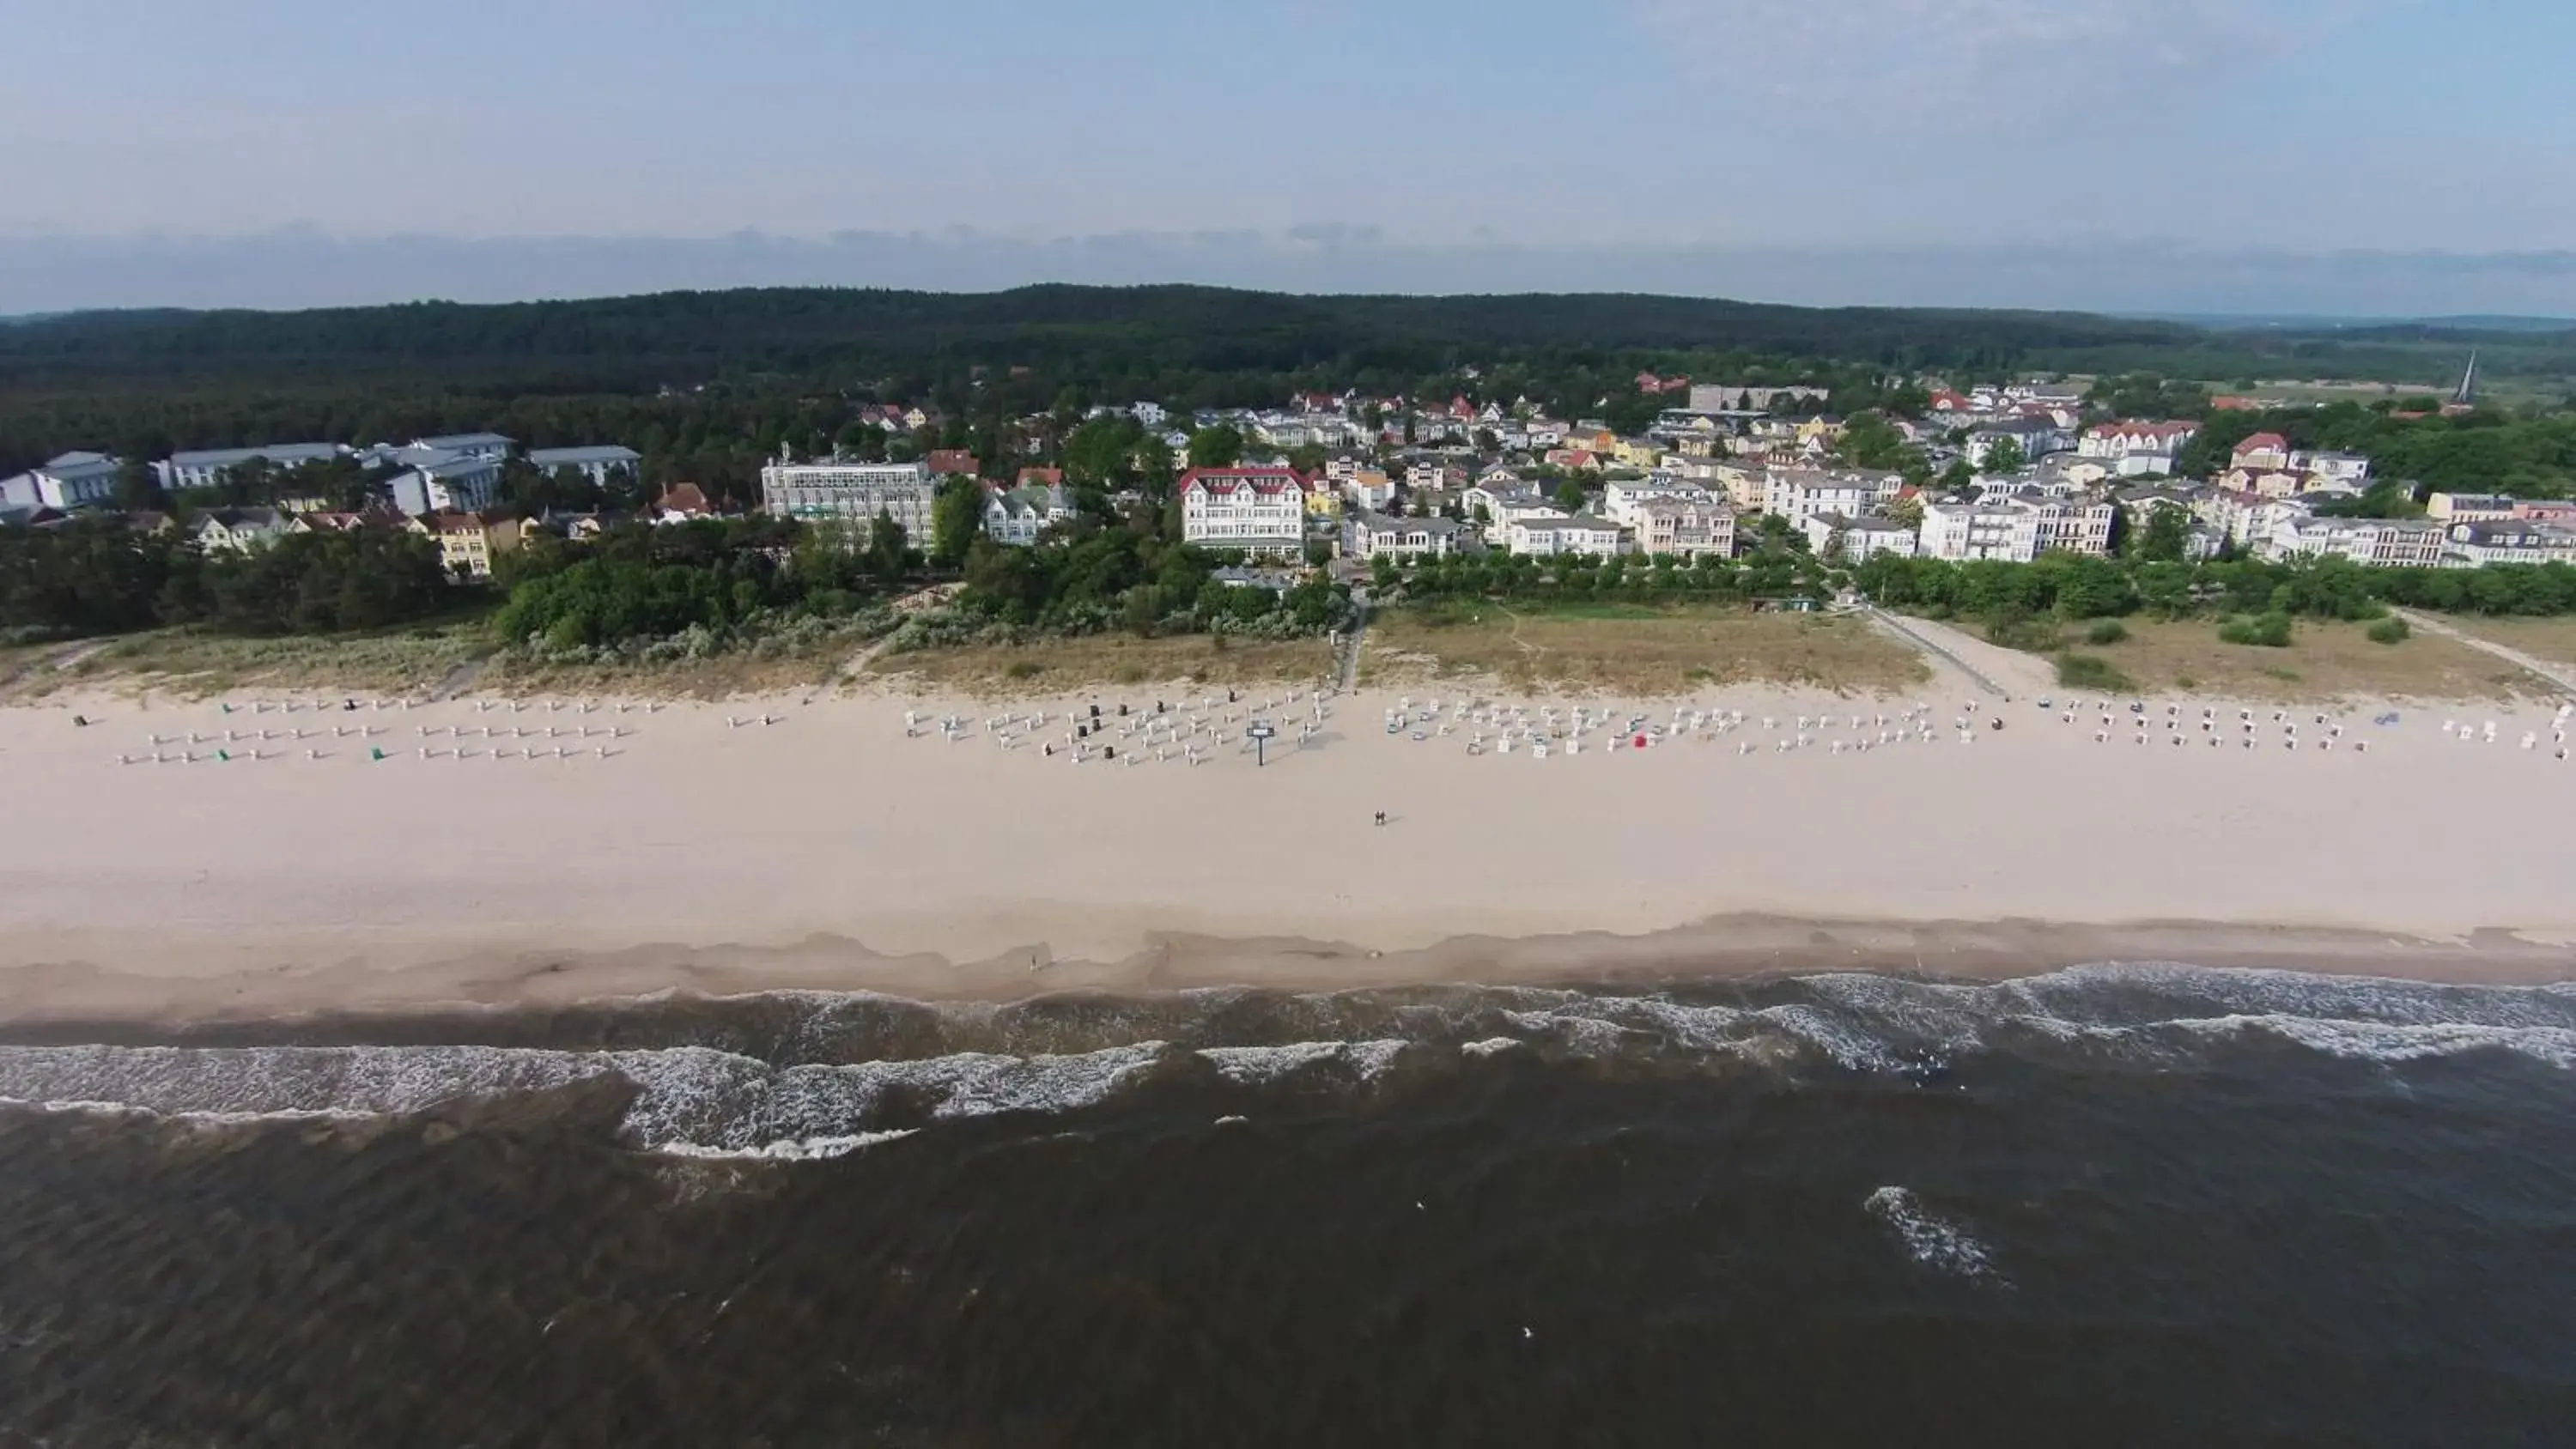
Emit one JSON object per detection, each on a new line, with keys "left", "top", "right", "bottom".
{"left": 4, "top": 0, "right": 2571, "bottom": 316}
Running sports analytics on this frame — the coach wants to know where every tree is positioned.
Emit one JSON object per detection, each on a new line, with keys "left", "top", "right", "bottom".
{"left": 2129, "top": 507, "right": 2191, "bottom": 563}
{"left": 1978, "top": 438, "right": 2026, "bottom": 475}
{"left": 114, "top": 459, "right": 163, "bottom": 512}
{"left": 1884, "top": 494, "right": 1925, "bottom": 531}
{"left": 866, "top": 511, "right": 909, "bottom": 585}
{"left": 930, "top": 476, "right": 984, "bottom": 569}
{"left": 1837, "top": 411, "right": 1908, "bottom": 469}
{"left": 1187, "top": 425, "right": 1244, "bottom": 469}
{"left": 1552, "top": 480, "right": 1589, "bottom": 515}
{"left": 1937, "top": 458, "right": 1975, "bottom": 492}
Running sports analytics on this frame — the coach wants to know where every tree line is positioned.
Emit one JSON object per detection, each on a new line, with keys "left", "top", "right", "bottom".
{"left": 1851, "top": 551, "right": 2576, "bottom": 622}
{"left": 0, "top": 519, "right": 455, "bottom": 636}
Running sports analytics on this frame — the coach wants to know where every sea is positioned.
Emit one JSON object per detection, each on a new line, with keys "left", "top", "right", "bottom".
{"left": 1, "top": 963, "right": 2572, "bottom": 1447}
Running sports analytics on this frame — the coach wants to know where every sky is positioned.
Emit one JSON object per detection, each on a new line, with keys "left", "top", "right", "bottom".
{"left": 3, "top": 0, "right": 2572, "bottom": 315}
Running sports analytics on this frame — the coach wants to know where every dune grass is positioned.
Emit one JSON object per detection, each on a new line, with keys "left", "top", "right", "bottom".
{"left": 1362, "top": 601, "right": 1930, "bottom": 696}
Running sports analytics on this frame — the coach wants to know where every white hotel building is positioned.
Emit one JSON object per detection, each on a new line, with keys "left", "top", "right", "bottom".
{"left": 759, "top": 458, "right": 938, "bottom": 539}
{"left": 158, "top": 442, "right": 348, "bottom": 493}
{"left": 1919, "top": 500, "right": 2043, "bottom": 562}
{"left": 1179, "top": 466, "right": 1309, "bottom": 558}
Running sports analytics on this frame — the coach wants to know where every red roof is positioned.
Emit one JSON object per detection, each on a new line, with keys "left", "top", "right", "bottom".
{"left": 2236, "top": 433, "right": 2289, "bottom": 453}
{"left": 1017, "top": 466, "right": 1063, "bottom": 488}
{"left": 1179, "top": 466, "right": 1308, "bottom": 498}
{"left": 658, "top": 482, "right": 714, "bottom": 516}
{"left": 2211, "top": 396, "right": 2257, "bottom": 411}
{"left": 925, "top": 451, "right": 980, "bottom": 476}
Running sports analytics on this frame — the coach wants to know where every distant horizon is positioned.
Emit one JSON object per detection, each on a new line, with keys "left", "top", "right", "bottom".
{"left": 9, "top": 229, "right": 2576, "bottom": 322}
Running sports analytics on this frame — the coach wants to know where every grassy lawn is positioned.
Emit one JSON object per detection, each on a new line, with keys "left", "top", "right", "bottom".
{"left": 22, "top": 614, "right": 497, "bottom": 700}
{"left": 1362, "top": 601, "right": 1931, "bottom": 696}
{"left": 2443, "top": 616, "right": 2576, "bottom": 672}
{"left": 2032, "top": 617, "right": 2544, "bottom": 702}
{"left": 866, "top": 634, "right": 1334, "bottom": 697}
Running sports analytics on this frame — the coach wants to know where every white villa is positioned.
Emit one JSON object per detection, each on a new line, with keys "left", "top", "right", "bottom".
{"left": 1506, "top": 513, "right": 1627, "bottom": 557}
{"left": 1179, "top": 466, "right": 1309, "bottom": 558}
{"left": 1346, "top": 511, "right": 1469, "bottom": 561}
{"left": 2076, "top": 421, "right": 2196, "bottom": 476}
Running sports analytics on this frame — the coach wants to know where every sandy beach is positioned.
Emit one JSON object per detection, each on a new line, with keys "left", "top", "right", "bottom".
{"left": 2, "top": 617, "right": 2573, "bottom": 1023}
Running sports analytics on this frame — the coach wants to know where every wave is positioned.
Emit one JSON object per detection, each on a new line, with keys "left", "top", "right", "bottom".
{"left": 3, "top": 963, "right": 2569, "bottom": 1159}
{"left": 1866, "top": 1186, "right": 2004, "bottom": 1284}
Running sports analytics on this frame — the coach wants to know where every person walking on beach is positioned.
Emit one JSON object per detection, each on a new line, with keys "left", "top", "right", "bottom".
{"left": 1374, "top": 810, "right": 1388, "bottom": 828}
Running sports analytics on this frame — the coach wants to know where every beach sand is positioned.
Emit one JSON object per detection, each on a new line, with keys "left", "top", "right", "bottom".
{"left": 2, "top": 626, "right": 2572, "bottom": 1023}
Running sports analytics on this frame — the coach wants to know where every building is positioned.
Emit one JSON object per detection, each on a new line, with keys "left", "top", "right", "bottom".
{"left": 159, "top": 442, "right": 346, "bottom": 493}
{"left": 1343, "top": 469, "right": 1399, "bottom": 512}
{"left": 983, "top": 482, "right": 1072, "bottom": 545}
{"left": 1631, "top": 497, "right": 1736, "bottom": 559}
{"left": 413, "top": 433, "right": 515, "bottom": 464}
{"left": 653, "top": 483, "right": 726, "bottom": 524}
{"left": 189, "top": 506, "right": 290, "bottom": 553}
{"left": 1802, "top": 512, "right": 1916, "bottom": 562}
{"left": 2439, "top": 521, "right": 2576, "bottom": 567}
{"left": 1919, "top": 500, "right": 2042, "bottom": 562}
{"left": 1965, "top": 418, "right": 2073, "bottom": 467}
{"left": 1346, "top": 511, "right": 1468, "bottom": 561}
{"left": 1131, "top": 402, "right": 1169, "bottom": 427}
{"left": 2232, "top": 433, "right": 2293, "bottom": 472}
{"left": 2425, "top": 492, "right": 2518, "bottom": 523}
{"left": 526, "top": 446, "right": 641, "bottom": 487}
{"left": 1760, "top": 468, "right": 1900, "bottom": 530}
{"left": 2293, "top": 450, "right": 2371, "bottom": 487}
{"left": 760, "top": 457, "right": 937, "bottom": 538}
{"left": 1178, "top": 466, "right": 1309, "bottom": 557}
{"left": 1600, "top": 477, "right": 1719, "bottom": 527}
{"left": 1686, "top": 383, "right": 1827, "bottom": 414}
{"left": 2028, "top": 496, "right": 2117, "bottom": 556}
{"left": 24, "top": 452, "right": 123, "bottom": 512}
{"left": 923, "top": 450, "right": 981, "bottom": 478}
{"left": 1505, "top": 513, "right": 1626, "bottom": 557}
{"left": 1461, "top": 484, "right": 1566, "bottom": 546}
{"left": 411, "top": 511, "right": 504, "bottom": 578}
{"left": 2263, "top": 516, "right": 2447, "bottom": 568}
{"left": 388, "top": 451, "right": 502, "bottom": 517}
{"left": 2077, "top": 421, "right": 2196, "bottom": 477}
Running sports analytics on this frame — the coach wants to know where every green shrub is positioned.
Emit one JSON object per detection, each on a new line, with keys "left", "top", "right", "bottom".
{"left": 2057, "top": 652, "right": 2136, "bottom": 692}
{"left": 2218, "top": 612, "right": 2293, "bottom": 648}
{"left": 2366, "top": 616, "right": 2410, "bottom": 646}
{"left": 1984, "top": 607, "right": 2063, "bottom": 652}
{"left": 2085, "top": 619, "right": 2129, "bottom": 646}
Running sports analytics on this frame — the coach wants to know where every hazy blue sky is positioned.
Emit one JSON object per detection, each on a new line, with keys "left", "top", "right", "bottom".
{"left": 3, "top": 0, "right": 2569, "bottom": 312}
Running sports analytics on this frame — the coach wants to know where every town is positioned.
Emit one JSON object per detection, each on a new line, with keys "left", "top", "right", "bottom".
{"left": 6, "top": 361, "right": 2567, "bottom": 587}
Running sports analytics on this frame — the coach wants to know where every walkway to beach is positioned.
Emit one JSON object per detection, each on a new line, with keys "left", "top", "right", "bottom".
{"left": 1862, "top": 607, "right": 2012, "bottom": 699}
